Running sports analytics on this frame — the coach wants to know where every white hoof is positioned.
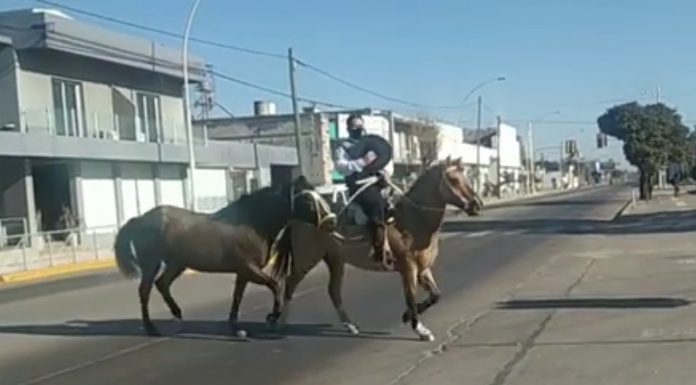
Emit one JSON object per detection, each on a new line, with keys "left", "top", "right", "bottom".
{"left": 235, "top": 329, "right": 248, "bottom": 339}
{"left": 415, "top": 322, "right": 435, "bottom": 342}
{"left": 343, "top": 322, "right": 360, "bottom": 335}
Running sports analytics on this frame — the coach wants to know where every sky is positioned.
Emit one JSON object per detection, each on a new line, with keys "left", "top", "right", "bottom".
{"left": 5, "top": 0, "right": 696, "bottom": 167}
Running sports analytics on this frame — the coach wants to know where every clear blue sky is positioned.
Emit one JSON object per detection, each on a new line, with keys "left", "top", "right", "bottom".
{"left": 6, "top": 0, "right": 696, "bottom": 166}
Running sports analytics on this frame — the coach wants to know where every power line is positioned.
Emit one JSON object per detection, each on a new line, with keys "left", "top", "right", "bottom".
{"left": 295, "top": 59, "right": 468, "bottom": 110}
{"left": 210, "top": 69, "right": 355, "bottom": 110}
{"left": 36, "top": 0, "right": 467, "bottom": 113}
{"left": 35, "top": 0, "right": 286, "bottom": 60}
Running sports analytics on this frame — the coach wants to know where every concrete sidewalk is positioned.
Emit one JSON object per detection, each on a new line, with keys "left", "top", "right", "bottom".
{"left": 398, "top": 193, "right": 696, "bottom": 385}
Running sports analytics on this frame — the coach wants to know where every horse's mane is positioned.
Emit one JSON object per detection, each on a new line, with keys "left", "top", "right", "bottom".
{"left": 211, "top": 185, "right": 285, "bottom": 224}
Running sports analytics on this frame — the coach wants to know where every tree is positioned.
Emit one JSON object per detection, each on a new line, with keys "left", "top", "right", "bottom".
{"left": 597, "top": 102, "right": 690, "bottom": 200}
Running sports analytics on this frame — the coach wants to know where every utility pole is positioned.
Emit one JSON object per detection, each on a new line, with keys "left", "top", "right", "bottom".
{"left": 475, "top": 95, "right": 482, "bottom": 194}
{"left": 496, "top": 115, "right": 502, "bottom": 199}
{"left": 527, "top": 121, "right": 534, "bottom": 194}
{"left": 559, "top": 141, "right": 564, "bottom": 190}
{"left": 183, "top": 0, "right": 201, "bottom": 211}
{"left": 288, "top": 47, "right": 303, "bottom": 175}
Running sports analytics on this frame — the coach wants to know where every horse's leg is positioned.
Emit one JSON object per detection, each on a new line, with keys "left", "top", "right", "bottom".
{"left": 415, "top": 268, "right": 441, "bottom": 315}
{"left": 154, "top": 264, "right": 186, "bottom": 321}
{"left": 228, "top": 277, "right": 248, "bottom": 337}
{"left": 243, "top": 265, "right": 283, "bottom": 327}
{"left": 139, "top": 258, "right": 162, "bottom": 337}
{"left": 400, "top": 263, "right": 434, "bottom": 341}
{"left": 324, "top": 255, "right": 359, "bottom": 335}
{"left": 277, "top": 269, "right": 306, "bottom": 327}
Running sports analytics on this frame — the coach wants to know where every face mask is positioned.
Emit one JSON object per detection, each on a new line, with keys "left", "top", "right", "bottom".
{"left": 348, "top": 126, "right": 364, "bottom": 139}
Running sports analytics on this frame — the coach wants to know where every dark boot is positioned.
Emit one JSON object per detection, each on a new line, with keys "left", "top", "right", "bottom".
{"left": 371, "top": 222, "right": 386, "bottom": 264}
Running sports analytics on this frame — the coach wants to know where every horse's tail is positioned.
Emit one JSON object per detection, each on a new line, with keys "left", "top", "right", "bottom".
{"left": 270, "top": 226, "right": 293, "bottom": 282}
{"left": 114, "top": 217, "right": 143, "bottom": 279}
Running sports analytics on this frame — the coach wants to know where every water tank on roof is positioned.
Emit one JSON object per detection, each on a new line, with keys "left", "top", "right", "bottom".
{"left": 253, "top": 101, "right": 276, "bottom": 116}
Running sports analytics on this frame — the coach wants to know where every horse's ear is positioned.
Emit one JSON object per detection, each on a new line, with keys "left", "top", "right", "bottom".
{"left": 454, "top": 157, "right": 464, "bottom": 170}
{"left": 445, "top": 155, "right": 452, "bottom": 165}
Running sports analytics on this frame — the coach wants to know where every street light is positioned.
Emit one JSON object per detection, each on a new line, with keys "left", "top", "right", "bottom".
{"left": 462, "top": 76, "right": 506, "bottom": 194}
{"left": 183, "top": 0, "right": 201, "bottom": 211}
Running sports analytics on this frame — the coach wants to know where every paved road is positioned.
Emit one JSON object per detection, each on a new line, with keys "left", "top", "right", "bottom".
{"left": 0, "top": 185, "right": 630, "bottom": 385}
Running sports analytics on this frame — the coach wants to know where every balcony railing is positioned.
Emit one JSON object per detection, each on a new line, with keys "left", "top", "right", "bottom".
{"left": 16, "top": 109, "right": 207, "bottom": 146}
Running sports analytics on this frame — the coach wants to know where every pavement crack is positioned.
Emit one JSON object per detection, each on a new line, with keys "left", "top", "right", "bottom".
{"left": 387, "top": 310, "right": 488, "bottom": 385}
{"left": 487, "top": 258, "right": 596, "bottom": 385}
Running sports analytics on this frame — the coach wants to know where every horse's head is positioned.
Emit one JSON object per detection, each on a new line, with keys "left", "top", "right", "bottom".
{"left": 435, "top": 156, "right": 483, "bottom": 216}
{"left": 286, "top": 175, "right": 338, "bottom": 231}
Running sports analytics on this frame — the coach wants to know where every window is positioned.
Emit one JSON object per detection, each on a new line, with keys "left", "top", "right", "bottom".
{"left": 52, "top": 78, "right": 85, "bottom": 137}
{"left": 136, "top": 93, "right": 162, "bottom": 143}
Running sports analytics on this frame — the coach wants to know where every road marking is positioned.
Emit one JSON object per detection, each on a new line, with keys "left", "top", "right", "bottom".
{"left": 465, "top": 230, "right": 493, "bottom": 238}
{"left": 502, "top": 230, "right": 526, "bottom": 236}
{"left": 676, "top": 201, "right": 687, "bottom": 207}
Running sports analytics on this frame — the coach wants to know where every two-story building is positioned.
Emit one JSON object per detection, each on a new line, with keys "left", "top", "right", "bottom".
{"left": 0, "top": 8, "right": 297, "bottom": 248}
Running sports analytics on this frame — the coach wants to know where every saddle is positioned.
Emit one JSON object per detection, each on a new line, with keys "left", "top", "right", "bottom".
{"left": 338, "top": 175, "right": 398, "bottom": 235}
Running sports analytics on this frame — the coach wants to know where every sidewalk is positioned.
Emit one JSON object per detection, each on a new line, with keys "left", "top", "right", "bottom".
{"left": 400, "top": 191, "right": 696, "bottom": 384}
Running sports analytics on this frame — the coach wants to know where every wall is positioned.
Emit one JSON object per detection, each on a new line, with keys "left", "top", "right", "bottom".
{"left": 120, "top": 162, "right": 157, "bottom": 222}
{"left": 497, "top": 123, "right": 522, "bottom": 168}
{"left": 436, "top": 122, "right": 496, "bottom": 165}
{"left": 16, "top": 50, "right": 185, "bottom": 142}
{"left": 79, "top": 161, "right": 118, "bottom": 232}
{"left": 0, "top": 47, "right": 19, "bottom": 130}
{"left": 193, "top": 168, "right": 228, "bottom": 213}
{"left": 158, "top": 164, "right": 186, "bottom": 208}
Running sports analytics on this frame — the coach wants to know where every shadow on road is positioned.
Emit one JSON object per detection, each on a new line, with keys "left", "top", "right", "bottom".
{"left": 443, "top": 209, "right": 696, "bottom": 235}
{"left": 496, "top": 296, "right": 692, "bottom": 310}
{"left": 0, "top": 319, "right": 413, "bottom": 342}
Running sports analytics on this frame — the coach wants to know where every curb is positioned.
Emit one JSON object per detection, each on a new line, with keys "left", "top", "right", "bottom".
{"left": 0, "top": 258, "right": 200, "bottom": 286}
{"left": 611, "top": 189, "right": 638, "bottom": 221}
{"left": 612, "top": 198, "right": 634, "bottom": 221}
{"left": 0, "top": 259, "right": 116, "bottom": 284}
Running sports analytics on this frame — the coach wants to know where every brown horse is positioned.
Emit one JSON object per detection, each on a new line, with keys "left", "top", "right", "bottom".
{"left": 114, "top": 176, "right": 335, "bottom": 337}
{"left": 272, "top": 157, "right": 482, "bottom": 341}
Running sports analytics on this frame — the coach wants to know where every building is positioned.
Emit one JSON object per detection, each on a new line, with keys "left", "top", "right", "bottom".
{"left": 198, "top": 103, "right": 524, "bottom": 196}
{"left": 198, "top": 105, "right": 436, "bottom": 187}
{"left": 0, "top": 8, "right": 296, "bottom": 247}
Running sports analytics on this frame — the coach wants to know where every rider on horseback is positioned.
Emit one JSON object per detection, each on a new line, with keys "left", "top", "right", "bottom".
{"left": 334, "top": 113, "right": 394, "bottom": 264}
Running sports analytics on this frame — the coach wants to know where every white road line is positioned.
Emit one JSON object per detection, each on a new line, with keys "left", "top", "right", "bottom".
{"left": 675, "top": 201, "right": 687, "bottom": 207}
{"left": 465, "top": 230, "right": 493, "bottom": 238}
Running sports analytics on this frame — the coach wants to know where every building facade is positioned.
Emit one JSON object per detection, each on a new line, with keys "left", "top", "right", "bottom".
{"left": 0, "top": 8, "right": 297, "bottom": 247}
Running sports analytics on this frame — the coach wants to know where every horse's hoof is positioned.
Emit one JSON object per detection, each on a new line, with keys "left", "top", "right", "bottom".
{"left": 343, "top": 323, "right": 360, "bottom": 335}
{"left": 415, "top": 322, "right": 435, "bottom": 342}
{"left": 235, "top": 329, "right": 248, "bottom": 338}
{"left": 266, "top": 312, "right": 280, "bottom": 325}
{"left": 401, "top": 311, "right": 411, "bottom": 324}
{"left": 419, "top": 332, "right": 435, "bottom": 342}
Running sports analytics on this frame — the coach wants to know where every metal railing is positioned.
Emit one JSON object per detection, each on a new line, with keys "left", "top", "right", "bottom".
{"left": 0, "top": 217, "right": 28, "bottom": 249}
{"left": 18, "top": 108, "right": 207, "bottom": 146}
{"left": 0, "top": 225, "right": 118, "bottom": 275}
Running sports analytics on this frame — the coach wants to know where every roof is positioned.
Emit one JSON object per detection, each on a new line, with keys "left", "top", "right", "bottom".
{"left": 0, "top": 8, "right": 207, "bottom": 82}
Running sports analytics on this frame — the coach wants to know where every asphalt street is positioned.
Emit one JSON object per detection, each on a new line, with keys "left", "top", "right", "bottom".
{"left": 0, "top": 185, "right": 631, "bottom": 385}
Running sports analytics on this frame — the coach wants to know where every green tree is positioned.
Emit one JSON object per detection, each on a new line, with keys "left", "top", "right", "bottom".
{"left": 597, "top": 102, "right": 690, "bottom": 200}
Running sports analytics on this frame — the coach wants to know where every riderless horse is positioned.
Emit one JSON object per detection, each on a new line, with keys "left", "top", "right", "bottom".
{"left": 114, "top": 176, "right": 335, "bottom": 337}
{"left": 272, "top": 157, "right": 482, "bottom": 341}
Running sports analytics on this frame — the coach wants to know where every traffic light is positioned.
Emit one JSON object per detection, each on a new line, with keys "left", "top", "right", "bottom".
{"left": 596, "top": 133, "right": 608, "bottom": 148}
{"left": 565, "top": 139, "right": 578, "bottom": 156}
